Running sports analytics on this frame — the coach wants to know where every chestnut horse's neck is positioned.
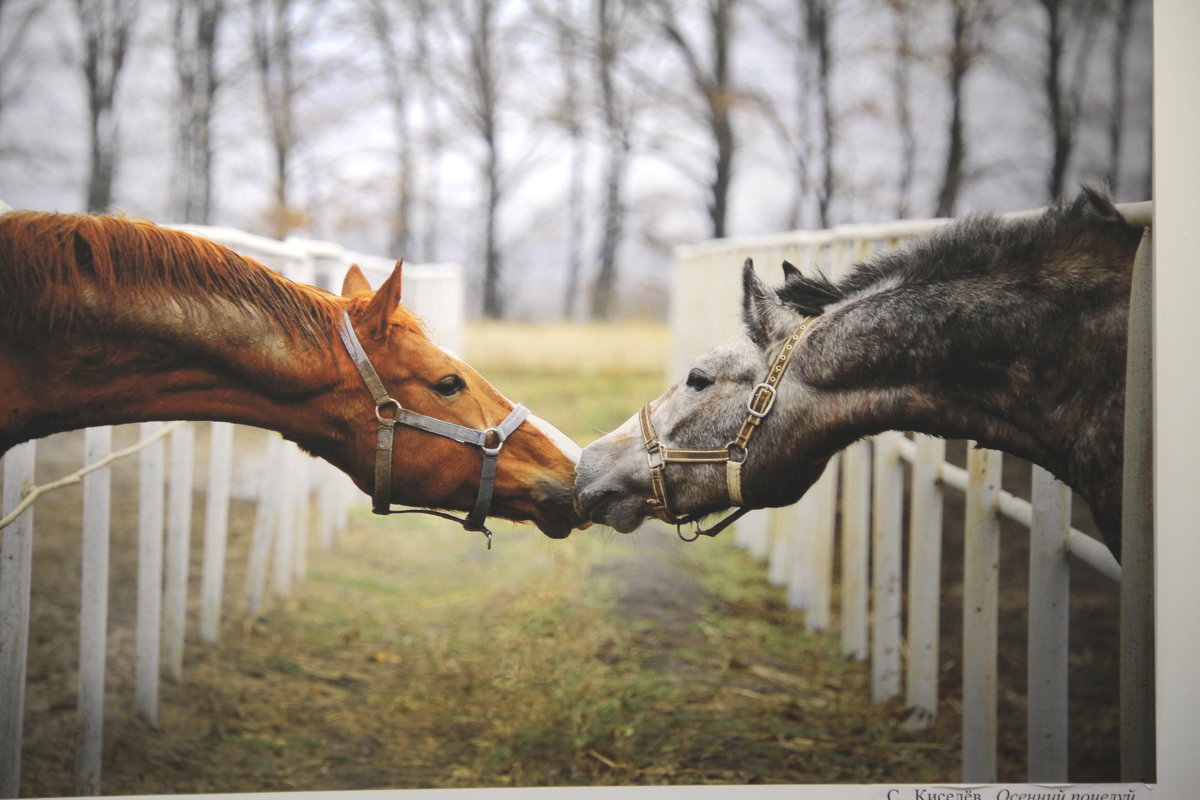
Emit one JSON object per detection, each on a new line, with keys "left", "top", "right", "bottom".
{"left": 0, "top": 212, "right": 357, "bottom": 464}
{"left": 0, "top": 296, "right": 349, "bottom": 451}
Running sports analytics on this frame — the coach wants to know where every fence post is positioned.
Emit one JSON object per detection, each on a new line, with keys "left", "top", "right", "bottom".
{"left": 318, "top": 463, "right": 339, "bottom": 551}
{"left": 840, "top": 439, "right": 871, "bottom": 661}
{"left": 77, "top": 426, "right": 113, "bottom": 796}
{"left": 163, "top": 423, "right": 195, "bottom": 682}
{"left": 804, "top": 456, "right": 838, "bottom": 631}
{"left": 962, "top": 444, "right": 1002, "bottom": 782}
{"left": 767, "top": 506, "right": 795, "bottom": 588}
{"left": 1028, "top": 465, "right": 1071, "bottom": 781}
{"left": 273, "top": 445, "right": 297, "bottom": 598}
{"left": 135, "top": 422, "right": 165, "bottom": 727}
{"left": 734, "top": 510, "right": 770, "bottom": 561}
{"left": 905, "top": 434, "right": 945, "bottom": 729}
{"left": 781, "top": 501, "right": 810, "bottom": 611}
{"left": 201, "top": 422, "right": 233, "bottom": 643}
{"left": 1, "top": 441, "right": 36, "bottom": 799}
{"left": 246, "top": 435, "right": 281, "bottom": 615}
{"left": 292, "top": 453, "right": 309, "bottom": 582}
{"left": 871, "top": 432, "right": 904, "bottom": 702}
{"left": 1120, "top": 226, "right": 1155, "bottom": 782}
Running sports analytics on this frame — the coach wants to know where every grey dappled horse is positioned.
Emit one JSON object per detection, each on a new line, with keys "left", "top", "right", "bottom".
{"left": 574, "top": 190, "right": 1143, "bottom": 559}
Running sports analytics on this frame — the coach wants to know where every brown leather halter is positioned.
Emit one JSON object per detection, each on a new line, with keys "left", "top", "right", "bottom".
{"left": 639, "top": 317, "right": 815, "bottom": 541}
{"left": 338, "top": 312, "right": 529, "bottom": 548}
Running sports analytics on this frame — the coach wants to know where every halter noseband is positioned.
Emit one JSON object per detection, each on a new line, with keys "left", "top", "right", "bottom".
{"left": 338, "top": 312, "right": 529, "bottom": 548}
{"left": 640, "top": 317, "right": 815, "bottom": 541}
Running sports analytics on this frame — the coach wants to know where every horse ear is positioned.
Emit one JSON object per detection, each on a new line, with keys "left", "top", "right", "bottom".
{"left": 363, "top": 260, "right": 404, "bottom": 339}
{"left": 782, "top": 260, "right": 801, "bottom": 281}
{"left": 742, "top": 259, "right": 786, "bottom": 347}
{"left": 340, "top": 264, "right": 372, "bottom": 297}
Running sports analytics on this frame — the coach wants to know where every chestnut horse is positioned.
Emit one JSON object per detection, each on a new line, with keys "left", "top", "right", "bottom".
{"left": 0, "top": 210, "right": 581, "bottom": 538}
{"left": 575, "top": 190, "right": 1142, "bottom": 558}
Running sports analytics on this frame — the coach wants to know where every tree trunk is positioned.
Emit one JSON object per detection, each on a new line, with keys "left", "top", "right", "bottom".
{"left": 482, "top": 136, "right": 504, "bottom": 318}
{"left": 250, "top": 0, "right": 299, "bottom": 238}
{"left": 591, "top": 0, "right": 629, "bottom": 320}
{"left": 935, "top": 1, "right": 968, "bottom": 218}
{"left": 802, "top": 0, "right": 834, "bottom": 228}
{"left": 554, "top": 8, "right": 586, "bottom": 321}
{"left": 890, "top": 0, "right": 916, "bottom": 219}
{"left": 1106, "top": 0, "right": 1135, "bottom": 197}
{"left": 472, "top": 0, "right": 504, "bottom": 318}
{"left": 653, "top": 0, "right": 740, "bottom": 240}
{"left": 367, "top": 0, "right": 413, "bottom": 256}
{"left": 173, "top": 0, "right": 222, "bottom": 224}
{"left": 1042, "top": 0, "right": 1070, "bottom": 201}
{"left": 414, "top": 0, "right": 443, "bottom": 262}
{"left": 74, "top": 0, "right": 139, "bottom": 213}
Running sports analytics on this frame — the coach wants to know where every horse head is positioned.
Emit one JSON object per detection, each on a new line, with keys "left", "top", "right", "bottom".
{"left": 330, "top": 263, "right": 583, "bottom": 539}
{"left": 576, "top": 191, "right": 1141, "bottom": 551}
{"left": 0, "top": 210, "right": 585, "bottom": 538}
{"left": 575, "top": 260, "right": 833, "bottom": 534}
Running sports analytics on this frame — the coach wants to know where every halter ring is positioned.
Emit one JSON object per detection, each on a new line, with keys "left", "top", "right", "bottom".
{"left": 482, "top": 427, "right": 505, "bottom": 456}
{"left": 375, "top": 397, "right": 402, "bottom": 422}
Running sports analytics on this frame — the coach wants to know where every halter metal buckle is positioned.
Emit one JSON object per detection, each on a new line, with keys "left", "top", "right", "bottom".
{"left": 747, "top": 383, "right": 776, "bottom": 418}
{"left": 646, "top": 445, "right": 664, "bottom": 470}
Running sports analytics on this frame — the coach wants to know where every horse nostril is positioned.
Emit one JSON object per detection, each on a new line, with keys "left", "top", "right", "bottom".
{"left": 573, "top": 485, "right": 607, "bottom": 519}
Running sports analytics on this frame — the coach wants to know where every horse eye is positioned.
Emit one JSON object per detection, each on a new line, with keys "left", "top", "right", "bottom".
{"left": 434, "top": 375, "right": 466, "bottom": 397}
{"left": 686, "top": 369, "right": 714, "bottom": 391}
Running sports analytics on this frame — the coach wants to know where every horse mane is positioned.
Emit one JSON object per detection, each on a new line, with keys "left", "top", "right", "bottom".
{"left": 777, "top": 188, "right": 1141, "bottom": 314}
{"left": 0, "top": 211, "right": 362, "bottom": 345}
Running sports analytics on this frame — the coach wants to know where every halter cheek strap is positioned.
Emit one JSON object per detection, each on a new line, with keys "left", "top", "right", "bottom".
{"left": 338, "top": 312, "right": 530, "bottom": 546}
{"left": 641, "top": 316, "right": 815, "bottom": 540}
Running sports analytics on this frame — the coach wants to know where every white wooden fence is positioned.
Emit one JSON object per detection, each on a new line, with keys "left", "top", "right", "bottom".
{"left": 669, "top": 202, "right": 1153, "bottom": 783}
{"left": 0, "top": 224, "right": 465, "bottom": 797}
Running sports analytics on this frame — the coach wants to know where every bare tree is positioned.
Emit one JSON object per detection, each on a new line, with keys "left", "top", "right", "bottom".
{"left": 887, "top": 0, "right": 918, "bottom": 219}
{"left": 367, "top": 0, "right": 449, "bottom": 262}
{"left": 933, "top": 0, "right": 998, "bottom": 218}
{"left": 645, "top": 0, "right": 742, "bottom": 239}
{"left": 529, "top": 0, "right": 591, "bottom": 319}
{"left": 439, "top": 0, "right": 543, "bottom": 318}
{"left": 173, "top": 0, "right": 224, "bottom": 224}
{"left": 409, "top": 0, "right": 449, "bottom": 263}
{"left": 1104, "top": 0, "right": 1137, "bottom": 197}
{"left": 365, "top": 0, "right": 416, "bottom": 256}
{"left": 1036, "top": 0, "right": 1103, "bottom": 201}
{"left": 743, "top": 0, "right": 812, "bottom": 229}
{"left": 590, "top": 0, "right": 635, "bottom": 320}
{"left": 0, "top": 0, "right": 45, "bottom": 125}
{"left": 457, "top": 0, "right": 505, "bottom": 317}
{"left": 800, "top": 0, "right": 835, "bottom": 228}
{"left": 249, "top": 0, "right": 320, "bottom": 238}
{"left": 72, "top": 0, "right": 140, "bottom": 212}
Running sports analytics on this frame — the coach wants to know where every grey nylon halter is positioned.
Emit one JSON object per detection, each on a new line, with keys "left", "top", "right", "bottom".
{"left": 338, "top": 311, "right": 530, "bottom": 548}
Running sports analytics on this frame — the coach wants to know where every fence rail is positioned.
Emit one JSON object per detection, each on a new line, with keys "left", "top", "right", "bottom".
{"left": 0, "top": 222, "right": 465, "bottom": 797}
{"left": 670, "top": 201, "right": 1153, "bottom": 782}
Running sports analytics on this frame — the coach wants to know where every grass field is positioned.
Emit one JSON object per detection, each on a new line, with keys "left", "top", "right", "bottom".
{"left": 14, "top": 320, "right": 1118, "bottom": 795}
